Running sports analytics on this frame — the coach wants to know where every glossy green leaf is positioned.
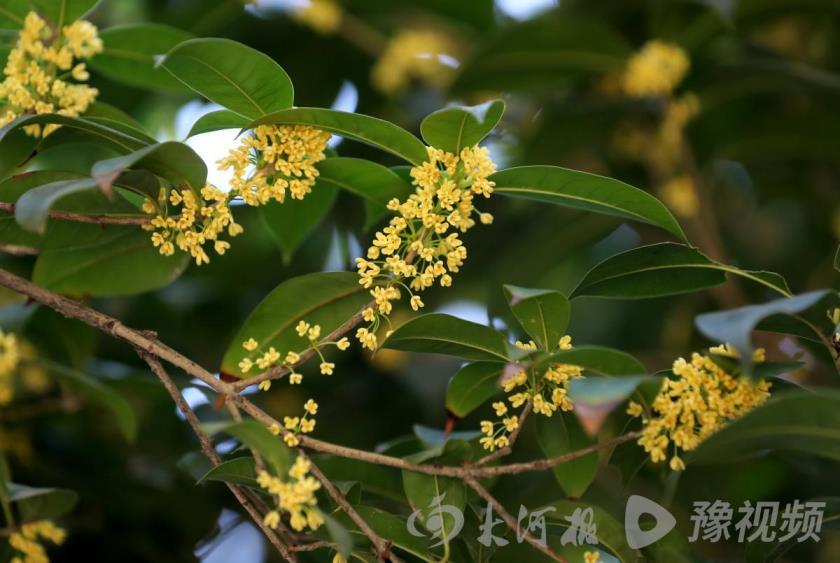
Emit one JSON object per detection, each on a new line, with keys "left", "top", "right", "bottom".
{"left": 550, "top": 500, "right": 640, "bottom": 563}
{"left": 200, "top": 456, "right": 258, "bottom": 488}
{"left": 695, "top": 290, "right": 833, "bottom": 371}
{"left": 0, "top": 171, "right": 147, "bottom": 250}
{"left": 259, "top": 184, "right": 336, "bottom": 262}
{"left": 8, "top": 484, "right": 78, "bottom": 522}
{"left": 573, "top": 243, "right": 791, "bottom": 299}
{"left": 159, "top": 38, "right": 293, "bottom": 118}
{"left": 383, "top": 313, "right": 512, "bottom": 362}
{"left": 690, "top": 390, "right": 840, "bottom": 463}
{"left": 35, "top": 0, "right": 99, "bottom": 27}
{"left": 91, "top": 23, "right": 194, "bottom": 91}
{"left": 187, "top": 109, "right": 249, "bottom": 137}
{"left": 205, "top": 420, "right": 292, "bottom": 475}
{"left": 91, "top": 141, "right": 207, "bottom": 192}
{"left": 0, "top": 128, "right": 38, "bottom": 182}
{"left": 15, "top": 178, "right": 99, "bottom": 234}
{"left": 452, "top": 13, "right": 629, "bottom": 93}
{"left": 503, "top": 285, "right": 570, "bottom": 351}
{"left": 314, "top": 157, "right": 413, "bottom": 208}
{"left": 38, "top": 358, "right": 137, "bottom": 441}
{"left": 82, "top": 102, "right": 155, "bottom": 141}
{"left": 568, "top": 376, "right": 656, "bottom": 407}
{"left": 541, "top": 346, "right": 646, "bottom": 376}
{"left": 32, "top": 229, "right": 189, "bottom": 296}
{"left": 491, "top": 166, "right": 686, "bottom": 241}
{"left": 0, "top": 114, "right": 150, "bottom": 153}
{"left": 536, "top": 413, "right": 597, "bottom": 498}
{"left": 336, "top": 505, "right": 437, "bottom": 561}
{"left": 420, "top": 99, "right": 504, "bottom": 153}
{"left": 221, "top": 272, "right": 370, "bottom": 377}
{"left": 323, "top": 514, "right": 353, "bottom": 560}
{"left": 445, "top": 361, "right": 504, "bottom": 418}
{"left": 247, "top": 108, "right": 428, "bottom": 165}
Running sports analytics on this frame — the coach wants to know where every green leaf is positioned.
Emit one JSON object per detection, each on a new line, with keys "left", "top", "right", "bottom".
{"left": 383, "top": 313, "right": 512, "bottom": 362}
{"left": 159, "top": 38, "right": 294, "bottom": 119}
{"left": 0, "top": 171, "right": 146, "bottom": 250}
{"left": 0, "top": 1, "right": 28, "bottom": 29}
{"left": 536, "top": 413, "right": 597, "bottom": 498}
{"left": 259, "top": 185, "right": 336, "bottom": 262}
{"left": 314, "top": 157, "right": 413, "bottom": 208}
{"left": 550, "top": 500, "right": 640, "bottom": 563}
{"left": 452, "top": 13, "right": 629, "bottom": 93}
{"left": 91, "top": 141, "right": 207, "bottom": 192}
{"left": 0, "top": 128, "right": 38, "bottom": 182}
{"left": 247, "top": 108, "right": 428, "bottom": 165}
{"left": 690, "top": 390, "right": 840, "bottom": 464}
{"left": 82, "top": 102, "right": 154, "bottom": 141}
{"left": 200, "top": 456, "right": 258, "bottom": 488}
{"left": 38, "top": 358, "right": 137, "bottom": 441}
{"left": 503, "top": 285, "right": 570, "bottom": 351}
{"left": 8, "top": 484, "right": 78, "bottom": 522}
{"left": 541, "top": 346, "right": 646, "bottom": 376}
{"left": 0, "top": 114, "right": 150, "bottom": 153}
{"left": 323, "top": 514, "right": 354, "bottom": 560}
{"left": 34, "top": 0, "right": 99, "bottom": 27}
{"left": 15, "top": 178, "right": 99, "bottom": 234}
{"left": 491, "top": 166, "right": 686, "bottom": 241}
{"left": 221, "top": 272, "right": 370, "bottom": 377}
{"left": 91, "top": 23, "right": 194, "bottom": 91}
{"left": 445, "top": 362, "right": 504, "bottom": 418}
{"left": 568, "top": 375, "right": 656, "bottom": 407}
{"left": 419, "top": 100, "right": 504, "bottom": 153}
{"left": 573, "top": 243, "right": 791, "bottom": 299}
{"left": 337, "top": 505, "right": 437, "bottom": 561}
{"left": 695, "top": 290, "right": 833, "bottom": 371}
{"left": 204, "top": 420, "right": 292, "bottom": 475}
{"left": 32, "top": 229, "right": 189, "bottom": 296}
{"left": 187, "top": 109, "right": 249, "bottom": 137}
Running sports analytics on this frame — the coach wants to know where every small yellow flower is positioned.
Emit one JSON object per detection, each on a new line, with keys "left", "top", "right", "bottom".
{"left": 515, "top": 340, "right": 537, "bottom": 351}
{"left": 622, "top": 40, "right": 690, "bottom": 97}
{"left": 626, "top": 401, "right": 643, "bottom": 417}
{"left": 584, "top": 551, "right": 601, "bottom": 563}
{"left": 242, "top": 338, "right": 259, "bottom": 351}
{"left": 336, "top": 337, "right": 350, "bottom": 351}
{"left": 558, "top": 335, "right": 572, "bottom": 350}
{"left": 669, "top": 455, "right": 686, "bottom": 471}
{"left": 269, "top": 424, "right": 281, "bottom": 436}
{"left": 264, "top": 510, "right": 281, "bottom": 529}
{"left": 284, "top": 433, "right": 300, "bottom": 447}
{"left": 319, "top": 362, "right": 334, "bottom": 375}
{"left": 304, "top": 399, "right": 318, "bottom": 415}
{"left": 296, "top": 321, "right": 310, "bottom": 337}
{"left": 410, "top": 295, "right": 424, "bottom": 311}
{"left": 285, "top": 351, "right": 301, "bottom": 365}
{"left": 239, "top": 358, "right": 253, "bottom": 373}
{"left": 290, "top": 372, "right": 303, "bottom": 385}
{"left": 492, "top": 401, "right": 508, "bottom": 416}
{"left": 307, "top": 325, "right": 322, "bottom": 341}
{"left": 258, "top": 380, "right": 272, "bottom": 392}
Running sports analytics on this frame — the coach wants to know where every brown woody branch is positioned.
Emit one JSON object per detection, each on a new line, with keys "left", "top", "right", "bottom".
{"left": 0, "top": 203, "right": 150, "bottom": 226}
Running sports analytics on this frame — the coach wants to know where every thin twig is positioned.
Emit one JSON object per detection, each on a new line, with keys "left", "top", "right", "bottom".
{"left": 0, "top": 203, "right": 150, "bottom": 225}
{"left": 475, "top": 400, "right": 532, "bottom": 466}
{"left": 464, "top": 476, "right": 566, "bottom": 562}
{"left": 0, "top": 242, "right": 39, "bottom": 256}
{"left": 137, "top": 351, "right": 297, "bottom": 562}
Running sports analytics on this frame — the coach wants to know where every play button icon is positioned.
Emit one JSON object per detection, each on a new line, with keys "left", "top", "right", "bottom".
{"left": 625, "top": 495, "right": 677, "bottom": 549}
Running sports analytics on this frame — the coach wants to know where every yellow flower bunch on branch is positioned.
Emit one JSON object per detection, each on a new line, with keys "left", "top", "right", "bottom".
{"left": 480, "top": 336, "right": 582, "bottom": 451}
{"left": 9, "top": 520, "right": 66, "bottom": 563}
{"left": 355, "top": 145, "right": 496, "bottom": 350}
{"left": 144, "top": 125, "right": 330, "bottom": 265}
{"left": 629, "top": 345, "right": 772, "bottom": 471}
{"left": 372, "top": 29, "right": 460, "bottom": 95}
{"left": 258, "top": 455, "right": 324, "bottom": 532}
{"left": 0, "top": 329, "right": 21, "bottom": 406}
{"left": 0, "top": 12, "right": 102, "bottom": 137}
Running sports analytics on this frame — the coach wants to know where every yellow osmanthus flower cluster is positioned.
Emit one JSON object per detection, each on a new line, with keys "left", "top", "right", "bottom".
{"left": 270, "top": 398, "right": 319, "bottom": 447}
{"left": 355, "top": 146, "right": 496, "bottom": 350}
{"left": 258, "top": 455, "right": 324, "bottom": 533}
{"left": 291, "top": 0, "right": 343, "bottom": 35}
{"left": 219, "top": 125, "right": 331, "bottom": 205}
{"left": 144, "top": 125, "right": 330, "bottom": 265}
{"left": 9, "top": 520, "right": 66, "bottom": 563}
{"left": 614, "top": 40, "right": 700, "bottom": 219}
{"left": 0, "top": 329, "right": 21, "bottom": 405}
{"left": 628, "top": 345, "right": 771, "bottom": 471}
{"left": 372, "top": 29, "right": 460, "bottom": 95}
{"left": 622, "top": 40, "right": 690, "bottom": 98}
{"left": 238, "top": 321, "right": 350, "bottom": 392}
{"left": 480, "top": 336, "right": 582, "bottom": 451}
{"left": 0, "top": 12, "right": 102, "bottom": 137}
{"left": 143, "top": 186, "right": 242, "bottom": 265}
